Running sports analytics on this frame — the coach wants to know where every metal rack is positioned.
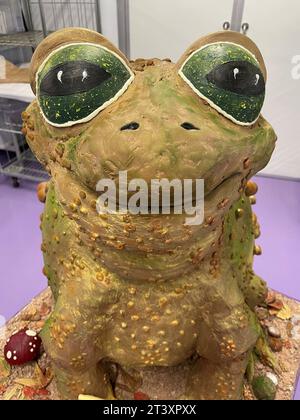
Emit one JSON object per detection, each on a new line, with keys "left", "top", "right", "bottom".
{"left": 0, "top": 1, "right": 102, "bottom": 44}
{"left": 0, "top": 149, "right": 48, "bottom": 186}
{"left": 0, "top": 0, "right": 131, "bottom": 186}
{"left": 23, "top": 0, "right": 102, "bottom": 35}
{"left": 0, "top": 98, "right": 48, "bottom": 187}
{"left": 0, "top": 30, "right": 44, "bottom": 48}
{"left": 223, "top": 0, "right": 249, "bottom": 34}
{"left": 0, "top": 0, "right": 103, "bottom": 186}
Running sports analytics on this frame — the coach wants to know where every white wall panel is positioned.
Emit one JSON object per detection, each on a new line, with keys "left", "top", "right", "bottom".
{"left": 130, "top": 0, "right": 233, "bottom": 61}
{"left": 243, "top": 0, "right": 300, "bottom": 179}
{"left": 100, "top": 0, "right": 119, "bottom": 47}
{"left": 129, "top": 0, "right": 300, "bottom": 179}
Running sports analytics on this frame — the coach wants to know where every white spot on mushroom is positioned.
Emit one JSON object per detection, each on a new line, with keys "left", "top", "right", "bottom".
{"left": 33, "top": 344, "right": 36, "bottom": 349}
{"left": 13, "top": 350, "right": 17, "bottom": 354}
{"left": 34, "top": 337, "right": 38, "bottom": 341}
{"left": 6, "top": 351, "right": 12, "bottom": 360}
{"left": 25, "top": 330, "right": 37, "bottom": 337}
{"left": 57, "top": 70, "right": 63, "bottom": 84}
{"left": 13, "top": 356, "right": 17, "bottom": 361}
{"left": 29, "top": 342, "right": 33, "bottom": 346}
{"left": 30, "top": 348, "right": 34, "bottom": 353}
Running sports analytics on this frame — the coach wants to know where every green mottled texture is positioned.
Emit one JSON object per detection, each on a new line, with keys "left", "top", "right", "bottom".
{"left": 223, "top": 196, "right": 267, "bottom": 309}
{"left": 181, "top": 43, "right": 265, "bottom": 123}
{"left": 37, "top": 44, "right": 132, "bottom": 125}
{"left": 24, "top": 30, "right": 277, "bottom": 401}
{"left": 252, "top": 376, "right": 277, "bottom": 400}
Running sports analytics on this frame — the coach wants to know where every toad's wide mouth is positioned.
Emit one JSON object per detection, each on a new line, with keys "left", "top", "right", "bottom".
{"left": 94, "top": 171, "right": 242, "bottom": 214}
{"left": 205, "top": 172, "right": 242, "bottom": 198}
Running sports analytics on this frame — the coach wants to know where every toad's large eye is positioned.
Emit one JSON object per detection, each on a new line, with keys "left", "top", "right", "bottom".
{"left": 206, "top": 61, "right": 264, "bottom": 97}
{"left": 37, "top": 43, "right": 134, "bottom": 127}
{"left": 39, "top": 61, "right": 112, "bottom": 97}
{"left": 179, "top": 42, "right": 265, "bottom": 125}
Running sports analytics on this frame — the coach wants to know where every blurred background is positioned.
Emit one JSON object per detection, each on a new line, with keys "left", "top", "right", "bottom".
{"left": 0, "top": 0, "right": 299, "bottom": 398}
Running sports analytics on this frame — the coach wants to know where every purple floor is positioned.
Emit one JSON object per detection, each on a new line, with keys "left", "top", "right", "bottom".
{"left": 253, "top": 176, "right": 300, "bottom": 302}
{"left": 0, "top": 174, "right": 299, "bottom": 399}
{"left": 0, "top": 176, "right": 46, "bottom": 321}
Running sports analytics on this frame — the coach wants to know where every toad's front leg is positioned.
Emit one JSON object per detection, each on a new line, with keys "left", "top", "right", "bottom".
{"left": 185, "top": 303, "right": 259, "bottom": 400}
{"left": 41, "top": 281, "right": 119, "bottom": 400}
{"left": 186, "top": 352, "right": 250, "bottom": 400}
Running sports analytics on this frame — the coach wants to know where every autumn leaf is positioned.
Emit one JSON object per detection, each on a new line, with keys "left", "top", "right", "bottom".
{"left": 267, "top": 299, "right": 284, "bottom": 311}
{"left": 23, "top": 386, "right": 50, "bottom": 400}
{"left": 276, "top": 304, "right": 292, "bottom": 321}
{"left": 14, "top": 362, "right": 53, "bottom": 389}
{"left": 269, "top": 309, "right": 281, "bottom": 316}
{"left": 283, "top": 339, "right": 293, "bottom": 350}
{"left": 246, "top": 353, "right": 255, "bottom": 383}
{"left": 3, "top": 384, "right": 23, "bottom": 400}
{"left": 40, "top": 302, "right": 51, "bottom": 318}
{"left": 35, "top": 388, "right": 50, "bottom": 396}
{"left": 266, "top": 291, "right": 276, "bottom": 305}
{"left": 286, "top": 321, "right": 294, "bottom": 338}
{"left": 14, "top": 378, "right": 41, "bottom": 388}
{"left": 134, "top": 391, "right": 150, "bottom": 400}
{"left": 23, "top": 386, "right": 36, "bottom": 399}
{"left": 0, "top": 383, "right": 8, "bottom": 395}
{"left": 78, "top": 388, "right": 116, "bottom": 400}
{"left": 115, "top": 366, "right": 142, "bottom": 393}
{"left": 78, "top": 394, "right": 104, "bottom": 400}
{"left": 255, "top": 336, "right": 278, "bottom": 370}
{"left": 34, "top": 363, "right": 53, "bottom": 386}
{"left": 0, "top": 357, "right": 11, "bottom": 378}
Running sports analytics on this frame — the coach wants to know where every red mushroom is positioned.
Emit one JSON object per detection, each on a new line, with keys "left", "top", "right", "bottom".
{"left": 134, "top": 391, "right": 149, "bottom": 400}
{"left": 4, "top": 328, "right": 42, "bottom": 366}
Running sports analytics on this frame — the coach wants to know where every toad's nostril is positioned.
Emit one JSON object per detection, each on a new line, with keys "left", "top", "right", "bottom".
{"left": 181, "top": 122, "right": 200, "bottom": 130}
{"left": 120, "top": 122, "right": 140, "bottom": 131}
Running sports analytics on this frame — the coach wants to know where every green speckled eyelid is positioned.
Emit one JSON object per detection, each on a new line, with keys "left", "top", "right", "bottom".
{"left": 179, "top": 42, "right": 265, "bottom": 125}
{"left": 36, "top": 43, "right": 134, "bottom": 127}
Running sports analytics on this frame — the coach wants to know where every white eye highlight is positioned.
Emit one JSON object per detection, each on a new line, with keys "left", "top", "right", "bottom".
{"left": 233, "top": 68, "right": 239, "bottom": 79}
{"left": 82, "top": 69, "right": 88, "bottom": 82}
{"left": 255, "top": 74, "right": 260, "bottom": 85}
{"left": 57, "top": 70, "right": 63, "bottom": 84}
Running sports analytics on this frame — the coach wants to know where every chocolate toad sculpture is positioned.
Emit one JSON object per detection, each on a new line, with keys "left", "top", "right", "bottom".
{"left": 23, "top": 28, "right": 277, "bottom": 400}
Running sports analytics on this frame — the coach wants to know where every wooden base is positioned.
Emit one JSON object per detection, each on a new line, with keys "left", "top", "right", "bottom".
{"left": 1, "top": 288, "right": 299, "bottom": 400}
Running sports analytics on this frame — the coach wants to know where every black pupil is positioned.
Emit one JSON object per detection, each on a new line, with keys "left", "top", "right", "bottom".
{"left": 206, "top": 60, "right": 265, "bottom": 96}
{"left": 40, "top": 61, "right": 112, "bottom": 97}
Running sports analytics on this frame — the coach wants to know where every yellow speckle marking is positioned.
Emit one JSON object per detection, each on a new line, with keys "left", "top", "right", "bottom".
{"left": 128, "top": 287, "right": 136, "bottom": 295}
{"left": 159, "top": 297, "right": 168, "bottom": 306}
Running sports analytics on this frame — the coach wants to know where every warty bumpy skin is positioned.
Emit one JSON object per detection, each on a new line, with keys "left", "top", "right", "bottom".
{"left": 22, "top": 28, "right": 277, "bottom": 400}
